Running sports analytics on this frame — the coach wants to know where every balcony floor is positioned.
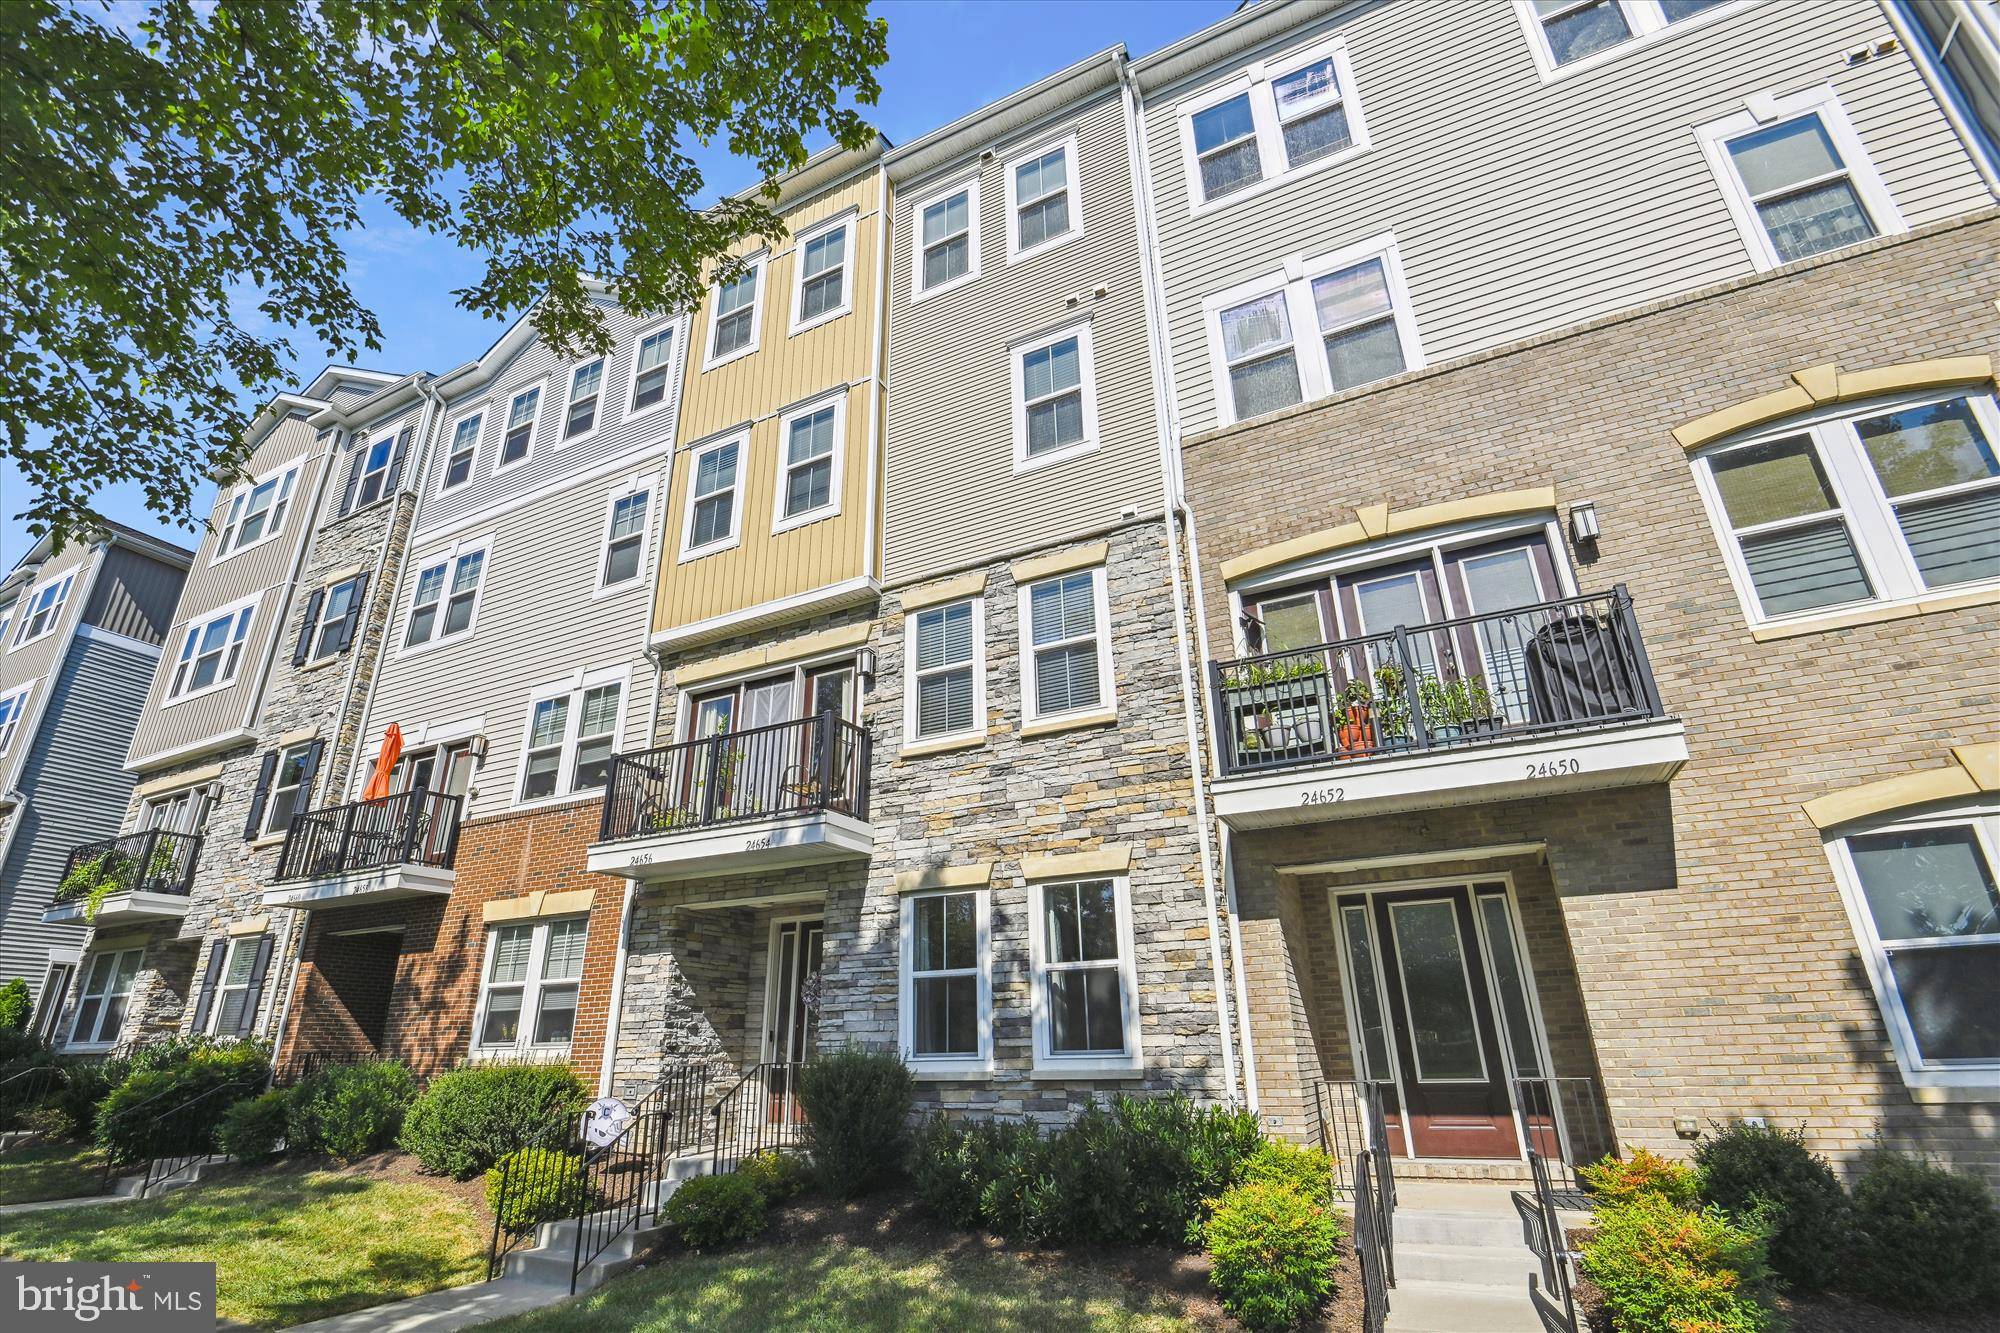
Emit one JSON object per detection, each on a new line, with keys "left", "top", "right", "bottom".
{"left": 262, "top": 862, "right": 456, "bottom": 910}
{"left": 587, "top": 808, "right": 872, "bottom": 882}
{"left": 41, "top": 891, "right": 191, "bottom": 927}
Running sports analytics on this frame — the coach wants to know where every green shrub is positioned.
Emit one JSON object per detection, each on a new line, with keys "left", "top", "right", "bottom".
{"left": 1202, "top": 1180, "right": 1341, "bottom": 1330}
{"left": 1240, "top": 1138, "right": 1334, "bottom": 1206}
{"left": 0, "top": 1027, "right": 53, "bottom": 1066}
{"left": 1694, "top": 1122, "right": 1848, "bottom": 1293}
{"left": 218, "top": 1089, "right": 292, "bottom": 1163}
{"left": 795, "top": 1047, "right": 913, "bottom": 1198}
{"left": 484, "top": 1147, "right": 596, "bottom": 1234}
{"left": 977, "top": 1120, "right": 1067, "bottom": 1245}
{"left": 0, "top": 978, "right": 30, "bottom": 1032}
{"left": 1579, "top": 1192, "right": 1777, "bottom": 1333}
{"left": 1580, "top": 1146, "right": 1703, "bottom": 1209}
{"left": 908, "top": 1115, "right": 987, "bottom": 1228}
{"left": 49, "top": 1057, "right": 127, "bottom": 1140}
{"left": 1845, "top": 1150, "right": 2000, "bottom": 1313}
{"left": 92, "top": 1043, "right": 268, "bottom": 1163}
{"left": 288, "top": 1060, "right": 415, "bottom": 1160}
{"left": 737, "top": 1149, "right": 811, "bottom": 1203}
{"left": 399, "top": 1063, "right": 587, "bottom": 1180}
{"left": 663, "top": 1170, "right": 768, "bottom": 1250}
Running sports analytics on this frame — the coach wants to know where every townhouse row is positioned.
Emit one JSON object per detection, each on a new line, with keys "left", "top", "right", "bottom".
{"left": 8, "top": 0, "right": 1997, "bottom": 1183}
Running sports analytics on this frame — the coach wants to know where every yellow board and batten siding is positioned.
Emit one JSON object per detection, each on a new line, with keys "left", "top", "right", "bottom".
{"left": 655, "top": 164, "right": 884, "bottom": 635}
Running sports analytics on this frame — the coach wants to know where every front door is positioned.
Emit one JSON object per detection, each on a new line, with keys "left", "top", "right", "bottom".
{"left": 766, "top": 918, "right": 823, "bottom": 1066}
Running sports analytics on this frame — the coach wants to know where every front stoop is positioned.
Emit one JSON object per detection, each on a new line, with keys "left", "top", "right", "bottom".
{"left": 500, "top": 1154, "right": 709, "bottom": 1293}
{"left": 1382, "top": 1183, "right": 1542, "bottom": 1333}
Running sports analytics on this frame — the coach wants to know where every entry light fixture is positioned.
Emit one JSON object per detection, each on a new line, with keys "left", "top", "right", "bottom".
{"left": 855, "top": 647, "right": 878, "bottom": 693}
{"left": 467, "top": 733, "right": 490, "bottom": 766}
{"left": 1569, "top": 500, "right": 1600, "bottom": 544}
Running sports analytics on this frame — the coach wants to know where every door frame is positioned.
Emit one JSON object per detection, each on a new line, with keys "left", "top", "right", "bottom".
{"left": 1328, "top": 872, "right": 1558, "bottom": 1161}
{"left": 760, "top": 913, "right": 825, "bottom": 1066}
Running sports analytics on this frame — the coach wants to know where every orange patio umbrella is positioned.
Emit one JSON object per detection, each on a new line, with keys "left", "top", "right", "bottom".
{"left": 361, "top": 723, "right": 404, "bottom": 801}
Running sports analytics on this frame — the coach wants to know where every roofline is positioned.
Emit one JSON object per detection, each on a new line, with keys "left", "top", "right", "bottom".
{"left": 730, "top": 134, "right": 890, "bottom": 210}
{"left": 307, "top": 371, "right": 433, "bottom": 429}
{"left": 1129, "top": 0, "right": 1348, "bottom": 91}
{"left": 883, "top": 47, "right": 1125, "bottom": 184}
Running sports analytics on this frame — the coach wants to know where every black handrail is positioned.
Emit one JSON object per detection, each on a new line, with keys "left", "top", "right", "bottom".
{"left": 275, "top": 788, "right": 463, "bottom": 882}
{"left": 1516, "top": 1076, "right": 1613, "bottom": 1199}
{"left": 137, "top": 1079, "right": 258, "bottom": 1195}
{"left": 56, "top": 830, "right": 203, "bottom": 902}
{"left": 708, "top": 1062, "right": 806, "bottom": 1172}
{"left": 1355, "top": 1148, "right": 1393, "bottom": 1333}
{"left": 0, "top": 1064, "right": 66, "bottom": 1136}
{"left": 597, "top": 712, "right": 870, "bottom": 845}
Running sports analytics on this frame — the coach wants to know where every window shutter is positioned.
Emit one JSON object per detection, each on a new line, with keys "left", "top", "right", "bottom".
{"left": 235, "top": 935, "right": 275, "bottom": 1038}
{"left": 336, "top": 572, "right": 370, "bottom": 653}
{"left": 291, "top": 588, "right": 325, "bottom": 667}
{"left": 338, "top": 444, "right": 365, "bottom": 516}
{"left": 292, "top": 740, "right": 325, "bottom": 822}
{"left": 243, "top": 750, "right": 279, "bottom": 841}
{"left": 384, "top": 428, "right": 413, "bottom": 494}
{"left": 190, "top": 939, "right": 226, "bottom": 1036}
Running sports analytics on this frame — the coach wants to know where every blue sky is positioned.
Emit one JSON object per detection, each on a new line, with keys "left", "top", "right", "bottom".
{"left": 1, "top": 0, "right": 1233, "bottom": 570}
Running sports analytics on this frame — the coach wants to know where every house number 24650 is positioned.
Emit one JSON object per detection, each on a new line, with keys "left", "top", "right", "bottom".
{"left": 1300, "top": 786, "right": 1346, "bottom": 806}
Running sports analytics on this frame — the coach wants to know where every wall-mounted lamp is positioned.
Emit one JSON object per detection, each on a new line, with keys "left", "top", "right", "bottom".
{"left": 1569, "top": 501, "right": 1600, "bottom": 544}
{"left": 467, "top": 734, "right": 490, "bottom": 766}
{"left": 855, "top": 647, "right": 878, "bottom": 694}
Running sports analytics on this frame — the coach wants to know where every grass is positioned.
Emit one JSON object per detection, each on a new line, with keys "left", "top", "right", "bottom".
{"left": 481, "top": 1235, "right": 1204, "bottom": 1332}
{"left": 0, "top": 1162, "right": 488, "bottom": 1327}
{"left": 0, "top": 1139, "right": 108, "bottom": 1204}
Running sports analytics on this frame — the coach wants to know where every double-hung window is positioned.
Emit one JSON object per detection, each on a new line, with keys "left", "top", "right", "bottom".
{"left": 563, "top": 358, "right": 605, "bottom": 441}
{"left": 791, "top": 218, "right": 851, "bottom": 331}
{"left": 403, "top": 540, "right": 489, "bottom": 649}
{"left": 68, "top": 948, "right": 142, "bottom": 1048}
{"left": 680, "top": 436, "right": 743, "bottom": 557}
{"left": 441, "top": 410, "right": 482, "bottom": 491}
{"left": 1006, "top": 137, "right": 1078, "bottom": 260}
{"left": 629, "top": 326, "right": 676, "bottom": 413}
{"left": 167, "top": 598, "right": 256, "bottom": 701}
{"left": 1011, "top": 323, "right": 1098, "bottom": 470}
{"left": 1020, "top": 567, "right": 1114, "bottom": 723}
{"left": 1523, "top": 0, "right": 1737, "bottom": 73}
{"left": 914, "top": 181, "right": 978, "bottom": 297}
{"left": 498, "top": 385, "right": 542, "bottom": 469}
{"left": 215, "top": 463, "right": 300, "bottom": 559}
{"left": 906, "top": 597, "right": 983, "bottom": 745}
{"left": 0, "top": 683, "right": 31, "bottom": 758}
{"left": 354, "top": 434, "right": 396, "bottom": 508}
{"left": 306, "top": 575, "right": 364, "bottom": 661}
{"left": 474, "top": 917, "right": 588, "bottom": 1055}
{"left": 900, "top": 889, "right": 992, "bottom": 1072}
{"left": 1030, "top": 878, "right": 1141, "bottom": 1071}
{"left": 204, "top": 937, "right": 262, "bottom": 1036}
{"left": 12, "top": 573, "right": 75, "bottom": 647}
{"left": 1191, "top": 93, "right": 1261, "bottom": 202}
{"left": 1217, "top": 293, "right": 1302, "bottom": 421}
{"left": 263, "top": 741, "right": 318, "bottom": 836}
{"left": 519, "top": 673, "right": 624, "bottom": 802}
{"left": 706, "top": 257, "right": 764, "bottom": 366}
{"left": 599, "top": 487, "right": 651, "bottom": 590}
{"left": 1181, "top": 39, "right": 1367, "bottom": 209}
{"left": 775, "top": 396, "right": 841, "bottom": 529}
{"left": 1312, "top": 256, "right": 1411, "bottom": 393}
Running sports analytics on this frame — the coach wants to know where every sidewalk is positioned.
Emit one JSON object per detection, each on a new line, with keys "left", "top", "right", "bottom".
{"left": 279, "top": 1276, "right": 574, "bottom": 1333}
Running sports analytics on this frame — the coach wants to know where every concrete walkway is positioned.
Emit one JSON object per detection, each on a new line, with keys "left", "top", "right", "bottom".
{"left": 279, "top": 1276, "right": 574, "bottom": 1333}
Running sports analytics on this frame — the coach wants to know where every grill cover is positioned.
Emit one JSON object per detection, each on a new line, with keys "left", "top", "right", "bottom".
{"left": 1523, "top": 612, "right": 1647, "bottom": 725}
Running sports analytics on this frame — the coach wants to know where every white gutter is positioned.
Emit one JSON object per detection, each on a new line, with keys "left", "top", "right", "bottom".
{"left": 864, "top": 163, "right": 889, "bottom": 585}
{"left": 596, "top": 880, "right": 638, "bottom": 1098}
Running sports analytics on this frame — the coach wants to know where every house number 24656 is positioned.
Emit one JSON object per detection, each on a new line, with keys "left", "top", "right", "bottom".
{"left": 1300, "top": 786, "right": 1346, "bottom": 806}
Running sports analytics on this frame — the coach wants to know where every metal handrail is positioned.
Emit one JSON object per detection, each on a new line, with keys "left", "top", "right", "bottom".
{"left": 597, "top": 712, "right": 870, "bottom": 844}
{"left": 55, "top": 829, "right": 203, "bottom": 901}
{"left": 137, "top": 1078, "right": 258, "bottom": 1195}
{"left": 1515, "top": 1076, "right": 1612, "bottom": 1198}
{"left": 274, "top": 787, "right": 463, "bottom": 882}
{"left": 707, "top": 1062, "right": 807, "bottom": 1172}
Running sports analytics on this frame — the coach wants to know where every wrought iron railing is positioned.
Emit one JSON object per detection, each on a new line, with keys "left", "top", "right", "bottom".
{"left": 0, "top": 1064, "right": 65, "bottom": 1135}
{"left": 596, "top": 712, "right": 870, "bottom": 844}
{"left": 55, "top": 830, "right": 203, "bottom": 902}
{"left": 1516, "top": 1076, "right": 1614, "bottom": 1199}
{"left": 1354, "top": 1147, "right": 1394, "bottom": 1333}
{"left": 274, "top": 788, "right": 462, "bottom": 882}
{"left": 709, "top": 1062, "right": 807, "bottom": 1171}
{"left": 138, "top": 1078, "right": 259, "bottom": 1196}
{"left": 1517, "top": 1149, "right": 1588, "bottom": 1333}
{"left": 1310, "top": 1077, "right": 1397, "bottom": 1204}
{"left": 1210, "top": 586, "right": 1664, "bottom": 776}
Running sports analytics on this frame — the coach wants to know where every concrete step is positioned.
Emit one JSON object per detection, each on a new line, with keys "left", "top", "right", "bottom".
{"left": 1393, "top": 1208, "right": 1528, "bottom": 1249}
{"left": 1394, "top": 1243, "right": 1540, "bottom": 1288}
{"left": 1384, "top": 1279, "right": 1542, "bottom": 1333}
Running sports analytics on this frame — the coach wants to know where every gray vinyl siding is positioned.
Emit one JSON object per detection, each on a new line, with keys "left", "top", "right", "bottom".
{"left": 885, "top": 89, "right": 1162, "bottom": 587}
{"left": 82, "top": 547, "right": 183, "bottom": 647}
{"left": 0, "top": 539, "right": 95, "bottom": 795}
{"left": 1144, "top": 0, "right": 1994, "bottom": 438}
{"left": 327, "top": 399, "right": 427, "bottom": 525}
{"left": 0, "top": 635, "right": 155, "bottom": 993}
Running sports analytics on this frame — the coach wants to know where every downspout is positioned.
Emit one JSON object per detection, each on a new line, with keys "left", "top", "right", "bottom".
{"left": 1880, "top": 0, "right": 2000, "bottom": 195}
{"left": 864, "top": 161, "right": 890, "bottom": 588}
{"left": 601, "top": 641, "right": 668, "bottom": 1098}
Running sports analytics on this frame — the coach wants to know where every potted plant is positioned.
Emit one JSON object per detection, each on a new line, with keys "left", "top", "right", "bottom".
{"left": 1223, "top": 654, "right": 1331, "bottom": 762}
{"left": 1369, "top": 664, "right": 1414, "bottom": 750}
{"left": 1335, "top": 676, "right": 1376, "bottom": 752}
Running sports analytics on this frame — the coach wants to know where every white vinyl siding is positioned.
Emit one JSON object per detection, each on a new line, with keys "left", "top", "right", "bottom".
{"left": 472, "top": 917, "right": 588, "bottom": 1056}
{"left": 899, "top": 889, "right": 994, "bottom": 1074}
{"left": 905, "top": 597, "right": 984, "bottom": 745}
{"left": 1018, "top": 567, "right": 1115, "bottom": 723}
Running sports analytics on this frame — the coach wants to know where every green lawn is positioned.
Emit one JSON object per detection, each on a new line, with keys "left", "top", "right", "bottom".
{"left": 0, "top": 1163, "right": 488, "bottom": 1327}
{"left": 481, "top": 1236, "right": 1202, "bottom": 1332}
{"left": 0, "top": 1140, "right": 108, "bottom": 1205}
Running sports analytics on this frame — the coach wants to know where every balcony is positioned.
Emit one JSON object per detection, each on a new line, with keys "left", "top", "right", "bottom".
{"left": 44, "top": 830, "right": 201, "bottom": 926}
{"left": 587, "top": 712, "right": 872, "bottom": 882}
{"left": 1208, "top": 586, "right": 1688, "bottom": 828}
{"left": 264, "top": 788, "right": 462, "bottom": 908}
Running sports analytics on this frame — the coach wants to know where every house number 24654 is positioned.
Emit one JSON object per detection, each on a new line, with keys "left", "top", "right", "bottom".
{"left": 1300, "top": 786, "right": 1346, "bottom": 806}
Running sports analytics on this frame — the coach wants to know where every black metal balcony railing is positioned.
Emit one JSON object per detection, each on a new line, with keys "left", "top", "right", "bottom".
{"left": 56, "top": 830, "right": 202, "bottom": 903}
{"left": 596, "top": 711, "right": 870, "bottom": 844}
{"left": 274, "top": 788, "right": 463, "bottom": 883}
{"left": 1211, "top": 586, "right": 1664, "bottom": 777}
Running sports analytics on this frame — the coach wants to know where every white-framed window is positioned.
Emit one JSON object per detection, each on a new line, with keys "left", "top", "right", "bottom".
{"left": 203, "top": 937, "right": 262, "bottom": 1036}
{"left": 0, "top": 606, "right": 11, "bottom": 648}
{"left": 472, "top": 916, "right": 588, "bottom": 1055}
{"left": 899, "top": 889, "right": 993, "bottom": 1074}
{"left": 1018, "top": 566, "right": 1115, "bottom": 724}
{"left": 1825, "top": 800, "right": 2000, "bottom": 1094}
{"left": 1690, "top": 390, "right": 2000, "bottom": 628}
{"left": 597, "top": 484, "right": 653, "bottom": 591}
{"left": 166, "top": 595, "right": 258, "bottom": 703}
{"left": 142, "top": 781, "right": 213, "bottom": 835}
{"left": 904, "top": 596, "right": 984, "bottom": 746}
{"left": 30, "top": 958, "right": 77, "bottom": 1040}
{"left": 439, "top": 407, "right": 484, "bottom": 493}
{"left": 1696, "top": 87, "right": 1903, "bottom": 272}
{"left": 1202, "top": 234, "right": 1422, "bottom": 426}
{"left": 562, "top": 357, "right": 606, "bottom": 442}
{"left": 1178, "top": 36, "right": 1368, "bottom": 213}
{"left": 627, "top": 323, "right": 677, "bottom": 416}
{"left": 0, "top": 682, "right": 32, "bottom": 758}
{"left": 1010, "top": 322, "right": 1100, "bottom": 472}
{"left": 262, "top": 741, "right": 318, "bottom": 836}
{"left": 496, "top": 383, "right": 544, "bottom": 471}
{"left": 911, "top": 177, "right": 980, "bottom": 300}
{"left": 516, "top": 668, "right": 626, "bottom": 803}
{"left": 67, "top": 948, "right": 142, "bottom": 1049}
{"left": 10, "top": 572, "right": 75, "bottom": 648}
{"left": 402, "top": 538, "right": 490, "bottom": 651}
{"left": 1005, "top": 134, "right": 1081, "bottom": 262}
{"left": 214, "top": 462, "right": 302, "bottom": 561}
{"left": 305, "top": 575, "right": 365, "bottom": 662}
{"left": 1028, "top": 877, "right": 1142, "bottom": 1074}
{"left": 773, "top": 392, "right": 845, "bottom": 532}
{"left": 678, "top": 433, "right": 744, "bottom": 559}
{"left": 353, "top": 432, "right": 398, "bottom": 508}
{"left": 704, "top": 254, "right": 766, "bottom": 369}
{"left": 790, "top": 214, "right": 854, "bottom": 334}
{"left": 1518, "top": 0, "right": 1746, "bottom": 78}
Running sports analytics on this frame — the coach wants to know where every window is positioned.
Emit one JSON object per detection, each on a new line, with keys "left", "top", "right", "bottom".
{"left": 517, "top": 672, "right": 624, "bottom": 802}
{"left": 563, "top": 358, "right": 605, "bottom": 441}
{"left": 497, "top": 385, "right": 542, "bottom": 470}
{"left": 791, "top": 217, "right": 852, "bottom": 332}
{"left": 598, "top": 487, "right": 652, "bottom": 589}
{"left": 774, "top": 395, "right": 843, "bottom": 530}
{"left": 1010, "top": 323, "right": 1099, "bottom": 471}
{"left": 204, "top": 937, "right": 261, "bottom": 1036}
{"left": 473, "top": 917, "right": 588, "bottom": 1055}
{"left": 167, "top": 598, "right": 257, "bottom": 702}
{"left": 142, "top": 782, "right": 212, "bottom": 835}
{"left": 1698, "top": 89, "right": 1902, "bottom": 272}
{"left": 1030, "top": 878, "right": 1140, "bottom": 1070}
{"left": 30, "top": 961, "right": 76, "bottom": 1039}
{"left": 1020, "top": 567, "right": 1115, "bottom": 723}
{"left": 1693, "top": 392, "right": 2000, "bottom": 626}
{"left": 900, "top": 889, "right": 992, "bottom": 1072}
{"left": 0, "top": 683, "right": 31, "bottom": 758}
{"left": 1204, "top": 236, "right": 1420, "bottom": 426}
{"left": 629, "top": 325, "right": 676, "bottom": 413}
{"left": 0, "top": 607, "right": 11, "bottom": 647}
{"left": 354, "top": 434, "right": 396, "bottom": 508}
{"left": 913, "top": 179, "right": 979, "bottom": 298}
{"left": 263, "top": 742, "right": 318, "bottom": 836}
{"left": 1828, "top": 804, "right": 2000, "bottom": 1089}
{"left": 1521, "top": 0, "right": 1740, "bottom": 75}
{"left": 440, "top": 410, "right": 483, "bottom": 491}
{"left": 1180, "top": 39, "right": 1367, "bottom": 210}
{"left": 1006, "top": 136, "right": 1079, "bottom": 260}
{"left": 11, "top": 573, "right": 75, "bottom": 647}
{"left": 302, "top": 575, "right": 365, "bottom": 662}
{"left": 679, "top": 436, "right": 743, "bottom": 558}
{"left": 215, "top": 463, "right": 301, "bottom": 559}
{"left": 905, "top": 597, "right": 983, "bottom": 745}
{"left": 705, "top": 256, "right": 765, "bottom": 367}
{"left": 403, "top": 540, "right": 489, "bottom": 649}
{"left": 67, "top": 948, "right": 141, "bottom": 1048}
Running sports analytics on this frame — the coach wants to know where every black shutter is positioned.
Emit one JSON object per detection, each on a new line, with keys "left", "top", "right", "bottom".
{"left": 190, "top": 939, "right": 226, "bottom": 1036}
{"left": 291, "top": 588, "right": 325, "bottom": 667}
{"left": 336, "top": 572, "right": 370, "bottom": 653}
{"left": 234, "top": 935, "right": 275, "bottom": 1038}
{"left": 338, "top": 444, "right": 365, "bottom": 516}
{"left": 243, "top": 750, "right": 279, "bottom": 841}
{"left": 384, "top": 428, "right": 413, "bottom": 494}
{"left": 290, "top": 740, "right": 325, "bottom": 823}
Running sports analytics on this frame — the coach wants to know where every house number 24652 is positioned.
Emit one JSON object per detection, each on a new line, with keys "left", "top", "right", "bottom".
{"left": 1300, "top": 786, "right": 1346, "bottom": 806}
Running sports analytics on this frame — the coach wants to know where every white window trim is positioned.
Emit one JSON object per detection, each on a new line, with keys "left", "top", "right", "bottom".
{"left": 1201, "top": 232, "right": 1423, "bottom": 427}
{"left": 261, "top": 741, "right": 317, "bottom": 837}
{"left": 1016, "top": 564, "right": 1117, "bottom": 725}
{"left": 65, "top": 947, "right": 142, "bottom": 1052}
{"left": 1695, "top": 84, "right": 1905, "bottom": 274}
{"left": 771, "top": 390, "right": 848, "bottom": 534}
{"left": 0, "top": 680, "right": 34, "bottom": 759}
{"left": 437, "top": 403, "right": 488, "bottom": 496}
{"left": 396, "top": 534, "right": 494, "bottom": 659}
{"left": 1003, "top": 131, "right": 1083, "bottom": 264}
{"left": 901, "top": 594, "right": 987, "bottom": 750}
{"left": 1026, "top": 876, "right": 1144, "bottom": 1077}
{"left": 10, "top": 571, "right": 76, "bottom": 651}
{"left": 1687, "top": 388, "right": 2000, "bottom": 632}
{"left": 1175, "top": 34, "right": 1371, "bottom": 218}
{"left": 492, "top": 378, "right": 550, "bottom": 477}
{"left": 468, "top": 915, "right": 589, "bottom": 1059}
{"left": 1009, "top": 319, "right": 1102, "bottom": 474}
{"left": 702, "top": 252, "right": 768, "bottom": 372}
{"left": 510, "top": 663, "right": 630, "bottom": 811}
{"left": 1823, "top": 798, "right": 2000, "bottom": 1099}
{"left": 558, "top": 356, "right": 609, "bottom": 448}
{"left": 593, "top": 475, "right": 657, "bottom": 599}
{"left": 908, "top": 174, "right": 982, "bottom": 304}
{"left": 163, "top": 591, "right": 261, "bottom": 707}
{"left": 898, "top": 888, "right": 995, "bottom": 1077}
{"left": 210, "top": 460, "right": 303, "bottom": 566}
{"left": 306, "top": 578, "right": 360, "bottom": 663}
{"left": 677, "top": 431, "right": 747, "bottom": 562}
{"left": 624, "top": 318, "right": 682, "bottom": 422}
{"left": 201, "top": 936, "right": 260, "bottom": 1035}
{"left": 1516, "top": 0, "right": 1756, "bottom": 84}
{"left": 788, "top": 210, "right": 858, "bottom": 336}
